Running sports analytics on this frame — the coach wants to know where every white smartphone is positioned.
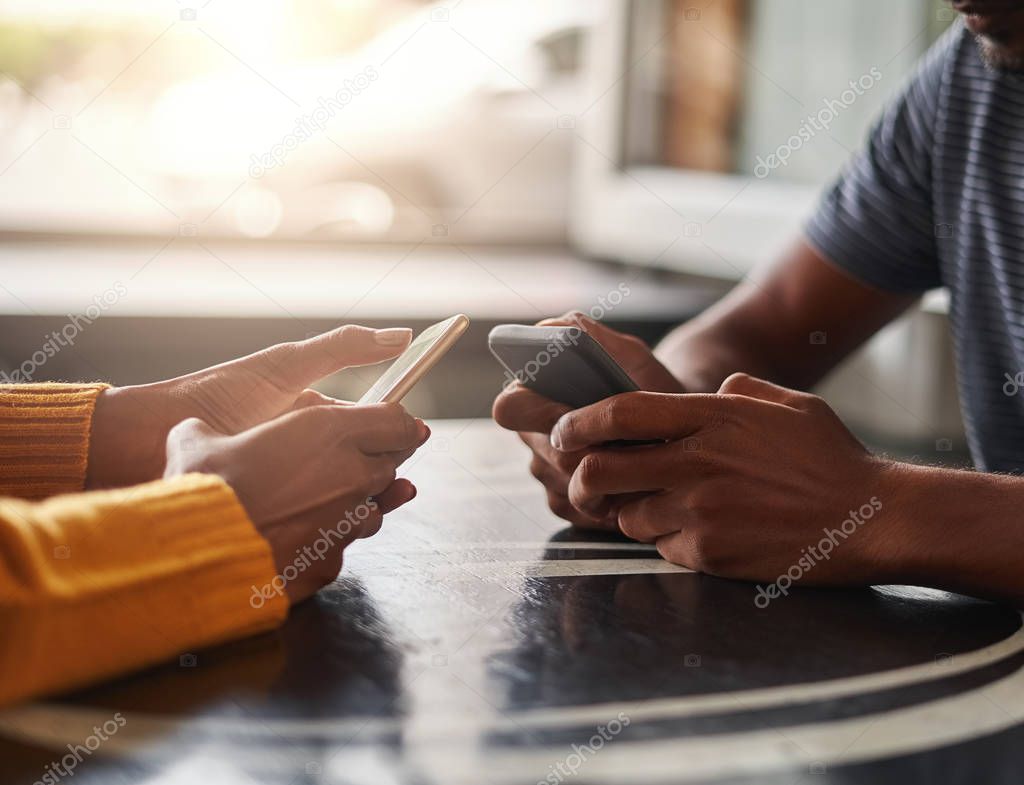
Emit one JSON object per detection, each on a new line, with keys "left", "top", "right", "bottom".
{"left": 358, "top": 314, "right": 470, "bottom": 404}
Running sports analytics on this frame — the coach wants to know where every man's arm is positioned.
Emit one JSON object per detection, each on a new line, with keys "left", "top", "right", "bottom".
{"left": 655, "top": 238, "right": 917, "bottom": 393}
{"left": 887, "top": 462, "right": 1024, "bottom": 607}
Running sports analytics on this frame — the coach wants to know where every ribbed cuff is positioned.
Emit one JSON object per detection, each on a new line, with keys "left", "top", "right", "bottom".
{"left": 0, "top": 383, "right": 109, "bottom": 499}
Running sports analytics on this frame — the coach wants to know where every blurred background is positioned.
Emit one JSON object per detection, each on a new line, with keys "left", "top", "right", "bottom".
{"left": 0, "top": 0, "right": 963, "bottom": 457}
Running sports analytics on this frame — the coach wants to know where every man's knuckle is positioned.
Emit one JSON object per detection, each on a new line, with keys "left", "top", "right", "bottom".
{"left": 575, "top": 452, "right": 606, "bottom": 490}
{"left": 799, "top": 393, "right": 831, "bottom": 414}
{"left": 603, "top": 396, "right": 629, "bottom": 430}
{"left": 719, "top": 372, "right": 754, "bottom": 394}
{"left": 547, "top": 493, "right": 575, "bottom": 521}
{"left": 687, "top": 484, "right": 723, "bottom": 520}
{"left": 552, "top": 450, "right": 579, "bottom": 477}
{"left": 529, "top": 455, "right": 548, "bottom": 482}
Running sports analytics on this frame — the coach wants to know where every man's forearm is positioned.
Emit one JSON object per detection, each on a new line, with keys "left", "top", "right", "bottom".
{"left": 655, "top": 239, "right": 916, "bottom": 393}
{"left": 653, "top": 273, "right": 854, "bottom": 394}
{"left": 881, "top": 462, "right": 1024, "bottom": 607}
{"left": 655, "top": 298, "right": 785, "bottom": 392}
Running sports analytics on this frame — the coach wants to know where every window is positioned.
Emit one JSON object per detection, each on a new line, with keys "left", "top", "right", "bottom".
{"left": 572, "top": 0, "right": 952, "bottom": 277}
{"left": 0, "top": 0, "right": 591, "bottom": 243}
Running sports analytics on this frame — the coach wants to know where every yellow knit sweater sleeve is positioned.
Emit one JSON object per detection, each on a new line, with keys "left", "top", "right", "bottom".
{"left": 0, "top": 383, "right": 109, "bottom": 499}
{"left": 0, "top": 384, "right": 289, "bottom": 706}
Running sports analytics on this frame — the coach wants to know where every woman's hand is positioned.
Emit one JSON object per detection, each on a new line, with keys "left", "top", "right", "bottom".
{"left": 87, "top": 325, "right": 412, "bottom": 489}
{"left": 492, "top": 313, "right": 682, "bottom": 530}
{"left": 549, "top": 373, "right": 903, "bottom": 589}
{"left": 165, "top": 402, "right": 428, "bottom": 604}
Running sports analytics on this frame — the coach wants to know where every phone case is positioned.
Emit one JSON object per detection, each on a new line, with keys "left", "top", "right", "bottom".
{"left": 488, "top": 324, "right": 639, "bottom": 409}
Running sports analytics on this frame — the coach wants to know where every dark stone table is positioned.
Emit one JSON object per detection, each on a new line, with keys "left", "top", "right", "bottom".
{"left": 1, "top": 420, "right": 1022, "bottom": 784}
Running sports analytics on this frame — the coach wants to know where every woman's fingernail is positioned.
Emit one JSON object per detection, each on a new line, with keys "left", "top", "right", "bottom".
{"left": 418, "top": 420, "right": 431, "bottom": 442}
{"left": 375, "top": 328, "right": 412, "bottom": 345}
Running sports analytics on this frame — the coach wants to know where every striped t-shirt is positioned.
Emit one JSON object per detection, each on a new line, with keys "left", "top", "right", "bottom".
{"left": 806, "top": 21, "right": 1024, "bottom": 473}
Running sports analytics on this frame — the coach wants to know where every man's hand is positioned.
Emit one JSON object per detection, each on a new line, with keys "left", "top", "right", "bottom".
{"left": 165, "top": 402, "right": 427, "bottom": 604}
{"left": 492, "top": 314, "right": 682, "bottom": 530}
{"left": 549, "top": 373, "right": 903, "bottom": 587}
{"left": 87, "top": 325, "right": 412, "bottom": 489}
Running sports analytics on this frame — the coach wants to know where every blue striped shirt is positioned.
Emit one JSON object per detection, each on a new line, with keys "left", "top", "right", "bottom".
{"left": 806, "top": 22, "right": 1024, "bottom": 472}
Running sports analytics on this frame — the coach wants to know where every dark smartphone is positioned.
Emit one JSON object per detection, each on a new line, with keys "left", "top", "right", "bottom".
{"left": 487, "top": 324, "right": 639, "bottom": 409}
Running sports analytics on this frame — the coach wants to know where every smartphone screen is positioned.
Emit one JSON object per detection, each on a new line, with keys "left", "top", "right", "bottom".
{"left": 358, "top": 315, "right": 469, "bottom": 404}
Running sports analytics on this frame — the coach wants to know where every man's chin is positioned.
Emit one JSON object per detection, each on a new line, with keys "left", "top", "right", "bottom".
{"left": 975, "top": 35, "right": 1024, "bottom": 71}
{"left": 962, "top": 6, "right": 1024, "bottom": 72}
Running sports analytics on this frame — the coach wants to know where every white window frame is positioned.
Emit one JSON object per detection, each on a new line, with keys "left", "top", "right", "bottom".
{"left": 569, "top": 0, "right": 940, "bottom": 280}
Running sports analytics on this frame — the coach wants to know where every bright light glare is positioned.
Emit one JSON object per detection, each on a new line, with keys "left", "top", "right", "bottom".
{"left": 234, "top": 187, "right": 284, "bottom": 238}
